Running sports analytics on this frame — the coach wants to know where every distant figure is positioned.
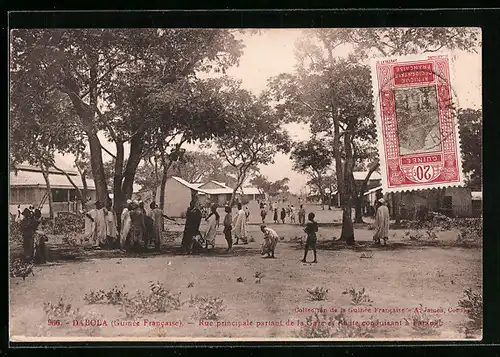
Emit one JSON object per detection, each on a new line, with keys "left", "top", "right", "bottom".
{"left": 260, "top": 224, "right": 279, "bottom": 259}
{"left": 260, "top": 206, "right": 267, "bottom": 223}
{"left": 223, "top": 206, "right": 233, "bottom": 251}
{"left": 15, "top": 205, "right": 22, "bottom": 223}
{"left": 286, "top": 205, "right": 291, "bottom": 217}
{"left": 260, "top": 201, "right": 265, "bottom": 210}
{"left": 302, "top": 212, "right": 318, "bottom": 263}
{"left": 273, "top": 208, "right": 278, "bottom": 223}
{"left": 245, "top": 206, "right": 250, "bottom": 220}
{"left": 233, "top": 203, "right": 248, "bottom": 245}
{"left": 290, "top": 204, "right": 296, "bottom": 223}
{"left": 373, "top": 198, "right": 390, "bottom": 246}
{"left": 280, "top": 208, "right": 286, "bottom": 224}
{"left": 298, "top": 205, "right": 306, "bottom": 226}
{"left": 120, "top": 200, "right": 133, "bottom": 250}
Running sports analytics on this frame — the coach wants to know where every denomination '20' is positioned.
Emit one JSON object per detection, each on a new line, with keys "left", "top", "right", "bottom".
{"left": 413, "top": 165, "right": 434, "bottom": 182}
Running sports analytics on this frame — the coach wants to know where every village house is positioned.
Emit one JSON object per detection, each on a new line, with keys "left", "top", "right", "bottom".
{"left": 364, "top": 185, "right": 482, "bottom": 219}
{"left": 9, "top": 164, "right": 97, "bottom": 217}
{"left": 156, "top": 176, "right": 264, "bottom": 217}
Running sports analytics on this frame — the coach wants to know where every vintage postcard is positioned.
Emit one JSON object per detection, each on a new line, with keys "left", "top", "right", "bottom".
{"left": 371, "top": 53, "right": 466, "bottom": 193}
{"left": 9, "top": 27, "right": 482, "bottom": 342}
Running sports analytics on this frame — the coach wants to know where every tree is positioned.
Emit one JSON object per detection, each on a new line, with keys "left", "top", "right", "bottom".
{"left": 290, "top": 139, "right": 333, "bottom": 210}
{"left": 9, "top": 77, "right": 84, "bottom": 218}
{"left": 268, "top": 28, "right": 480, "bottom": 244}
{"left": 11, "top": 28, "right": 244, "bottom": 224}
{"left": 213, "top": 84, "right": 291, "bottom": 205}
{"left": 250, "top": 175, "right": 290, "bottom": 198}
{"left": 458, "top": 108, "right": 482, "bottom": 191}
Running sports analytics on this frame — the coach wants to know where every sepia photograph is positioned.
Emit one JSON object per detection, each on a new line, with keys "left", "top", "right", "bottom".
{"left": 9, "top": 27, "right": 482, "bottom": 342}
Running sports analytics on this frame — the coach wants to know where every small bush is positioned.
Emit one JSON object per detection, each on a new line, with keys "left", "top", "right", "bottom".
{"left": 343, "top": 287, "right": 373, "bottom": 306}
{"left": 458, "top": 288, "right": 483, "bottom": 337}
{"left": 189, "top": 295, "right": 225, "bottom": 321}
{"left": 84, "top": 286, "right": 129, "bottom": 305}
{"left": 409, "top": 304, "right": 442, "bottom": 336}
{"left": 43, "top": 298, "right": 104, "bottom": 336}
{"left": 121, "top": 281, "right": 181, "bottom": 318}
{"left": 307, "top": 287, "right": 329, "bottom": 301}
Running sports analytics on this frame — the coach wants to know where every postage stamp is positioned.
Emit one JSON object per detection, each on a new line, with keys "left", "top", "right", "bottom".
{"left": 370, "top": 53, "right": 465, "bottom": 192}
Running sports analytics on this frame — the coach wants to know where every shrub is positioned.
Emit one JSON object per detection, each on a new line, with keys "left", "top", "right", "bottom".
{"left": 307, "top": 287, "right": 329, "bottom": 301}
{"left": 84, "top": 286, "right": 129, "bottom": 305}
{"left": 43, "top": 298, "right": 104, "bottom": 336}
{"left": 343, "top": 287, "right": 373, "bottom": 306}
{"left": 458, "top": 288, "right": 483, "bottom": 337}
{"left": 409, "top": 304, "right": 442, "bottom": 336}
{"left": 189, "top": 295, "right": 225, "bottom": 321}
{"left": 121, "top": 281, "right": 181, "bottom": 318}
{"left": 456, "top": 219, "right": 483, "bottom": 244}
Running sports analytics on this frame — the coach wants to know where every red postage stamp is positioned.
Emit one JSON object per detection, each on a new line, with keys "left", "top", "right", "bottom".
{"left": 371, "top": 53, "right": 465, "bottom": 192}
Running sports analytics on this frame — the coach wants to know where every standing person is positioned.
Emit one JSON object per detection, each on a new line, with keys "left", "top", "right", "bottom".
{"left": 373, "top": 198, "right": 390, "bottom": 246}
{"left": 204, "top": 205, "right": 219, "bottom": 249}
{"left": 260, "top": 224, "right": 279, "bottom": 259}
{"left": 120, "top": 200, "right": 132, "bottom": 250}
{"left": 223, "top": 206, "right": 233, "bottom": 251}
{"left": 301, "top": 212, "right": 319, "bottom": 263}
{"left": 181, "top": 200, "right": 203, "bottom": 254}
{"left": 232, "top": 203, "right": 248, "bottom": 245}
{"left": 139, "top": 201, "right": 152, "bottom": 247}
{"left": 260, "top": 205, "right": 267, "bottom": 223}
{"left": 290, "top": 204, "right": 296, "bottom": 223}
{"left": 280, "top": 208, "right": 286, "bottom": 224}
{"left": 273, "top": 208, "right": 278, "bottom": 223}
{"left": 105, "top": 199, "right": 118, "bottom": 247}
{"left": 129, "top": 201, "right": 146, "bottom": 251}
{"left": 245, "top": 206, "right": 250, "bottom": 220}
{"left": 286, "top": 205, "right": 291, "bottom": 218}
{"left": 151, "top": 202, "right": 176, "bottom": 251}
{"left": 298, "top": 204, "right": 306, "bottom": 226}
{"left": 15, "top": 205, "right": 22, "bottom": 223}
{"left": 82, "top": 203, "right": 97, "bottom": 245}
{"left": 20, "top": 208, "right": 37, "bottom": 262}
{"left": 94, "top": 201, "right": 107, "bottom": 249}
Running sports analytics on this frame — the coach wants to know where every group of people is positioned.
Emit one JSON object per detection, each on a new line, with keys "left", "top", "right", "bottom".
{"left": 83, "top": 199, "right": 175, "bottom": 252}
{"left": 262, "top": 203, "right": 306, "bottom": 225}
{"left": 181, "top": 201, "right": 250, "bottom": 254}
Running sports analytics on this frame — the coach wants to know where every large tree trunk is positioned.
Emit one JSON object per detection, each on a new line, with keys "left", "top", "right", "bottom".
{"left": 159, "top": 163, "right": 170, "bottom": 211}
{"left": 354, "top": 195, "right": 363, "bottom": 223}
{"left": 121, "top": 135, "right": 144, "bottom": 200}
{"left": 113, "top": 142, "right": 125, "bottom": 231}
{"left": 40, "top": 164, "right": 54, "bottom": 222}
{"left": 341, "top": 126, "right": 355, "bottom": 245}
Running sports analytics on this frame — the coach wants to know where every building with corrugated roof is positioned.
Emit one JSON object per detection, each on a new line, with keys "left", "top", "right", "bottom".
{"left": 9, "top": 164, "right": 97, "bottom": 217}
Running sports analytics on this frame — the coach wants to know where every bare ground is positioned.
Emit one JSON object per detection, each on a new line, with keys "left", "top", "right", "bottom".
{"left": 9, "top": 206, "right": 482, "bottom": 341}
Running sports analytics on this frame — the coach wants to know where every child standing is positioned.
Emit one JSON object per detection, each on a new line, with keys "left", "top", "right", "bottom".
{"left": 273, "top": 208, "right": 278, "bottom": 223}
{"left": 302, "top": 212, "right": 318, "bottom": 263}
{"left": 223, "top": 206, "right": 233, "bottom": 251}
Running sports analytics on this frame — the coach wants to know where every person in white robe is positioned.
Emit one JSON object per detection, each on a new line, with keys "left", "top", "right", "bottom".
{"left": 105, "top": 200, "right": 118, "bottom": 245}
{"left": 232, "top": 203, "right": 248, "bottom": 245}
{"left": 204, "top": 205, "right": 219, "bottom": 249}
{"left": 120, "top": 200, "right": 132, "bottom": 250}
{"left": 94, "top": 201, "right": 107, "bottom": 247}
{"left": 373, "top": 198, "right": 390, "bottom": 246}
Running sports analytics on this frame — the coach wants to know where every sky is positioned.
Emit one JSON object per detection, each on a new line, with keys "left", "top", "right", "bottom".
{"left": 54, "top": 29, "right": 482, "bottom": 195}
